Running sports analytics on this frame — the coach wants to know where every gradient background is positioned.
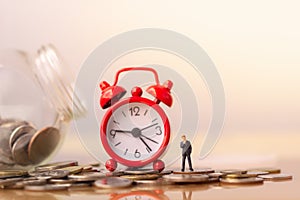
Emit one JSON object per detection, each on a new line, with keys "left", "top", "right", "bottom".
{"left": 0, "top": 0, "right": 299, "bottom": 168}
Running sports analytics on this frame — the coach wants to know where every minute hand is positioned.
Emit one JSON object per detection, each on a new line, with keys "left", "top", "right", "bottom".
{"left": 140, "top": 123, "right": 158, "bottom": 131}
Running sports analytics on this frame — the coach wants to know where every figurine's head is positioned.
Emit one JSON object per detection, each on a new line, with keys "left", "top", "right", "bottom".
{"left": 181, "top": 135, "right": 186, "bottom": 141}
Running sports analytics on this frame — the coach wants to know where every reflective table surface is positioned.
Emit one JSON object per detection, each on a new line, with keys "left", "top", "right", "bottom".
{"left": 0, "top": 158, "right": 298, "bottom": 200}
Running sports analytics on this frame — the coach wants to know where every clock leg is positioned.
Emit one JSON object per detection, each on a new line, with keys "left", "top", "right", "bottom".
{"left": 153, "top": 159, "right": 165, "bottom": 172}
{"left": 105, "top": 159, "right": 118, "bottom": 172}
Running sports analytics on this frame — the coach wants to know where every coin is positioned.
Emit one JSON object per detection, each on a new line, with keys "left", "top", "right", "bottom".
{"left": 11, "top": 134, "right": 33, "bottom": 165}
{"left": 222, "top": 173, "right": 257, "bottom": 179}
{"left": 105, "top": 170, "right": 125, "bottom": 177}
{"left": 29, "top": 169, "right": 69, "bottom": 179}
{"left": 28, "top": 127, "right": 60, "bottom": 165}
{"left": 121, "top": 174, "right": 161, "bottom": 180}
{"left": 220, "top": 177, "right": 264, "bottom": 184}
{"left": 68, "top": 172, "right": 106, "bottom": 180}
{"left": 22, "top": 179, "right": 47, "bottom": 186}
{"left": 258, "top": 174, "right": 292, "bottom": 181}
{"left": 94, "top": 177, "right": 133, "bottom": 189}
{"left": 35, "top": 160, "right": 78, "bottom": 171}
{"left": 0, "top": 127, "right": 15, "bottom": 165}
{"left": 248, "top": 167, "right": 281, "bottom": 174}
{"left": 162, "top": 174, "right": 209, "bottom": 183}
{"left": 208, "top": 172, "right": 224, "bottom": 178}
{"left": 219, "top": 169, "right": 247, "bottom": 175}
{"left": 59, "top": 166, "right": 83, "bottom": 174}
{"left": 9, "top": 124, "right": 36, "bottom": 150}
{"left": 0, "top": 170, "right": 28, "bottom": 178}
{"left": 49, "top": 178, "right": 77, "bottom": 184}
{"left": 173, "top": 168, "right": 214, "bottom": 175}
{"left": 0, "top": 177, "right": 24, "bottom": 188}
{"left": 124, "top": 169, "right": 159, "bottom": 175}
{"left": 159, "top": 169, "right": 173, "bottom": 175}
{"left": 24, "top": 184, "right": 70, "bottom": 191}
{"left": 246, "top": 171, "right": 269, "bottom": 176}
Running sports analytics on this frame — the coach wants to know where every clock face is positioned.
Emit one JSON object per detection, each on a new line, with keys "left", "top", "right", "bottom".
{"left": 101, "top": 97, "right": 170, "bottom": 167}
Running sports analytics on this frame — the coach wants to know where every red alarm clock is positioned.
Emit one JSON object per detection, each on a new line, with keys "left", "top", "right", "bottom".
{"left": 99, "top": 67, "right": 173, "bottom": 172}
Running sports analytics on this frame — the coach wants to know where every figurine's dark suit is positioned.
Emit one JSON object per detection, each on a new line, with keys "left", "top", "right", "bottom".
{"left": 180, "top": 140, "right": 193, "bottom": 171}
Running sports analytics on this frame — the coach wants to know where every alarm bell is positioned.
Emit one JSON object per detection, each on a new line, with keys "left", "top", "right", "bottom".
{"left": 99, "top": 81, "right": 126, "bottom": 109}
{"left": 146, "top": 80, "right": 173, "bottom": 107}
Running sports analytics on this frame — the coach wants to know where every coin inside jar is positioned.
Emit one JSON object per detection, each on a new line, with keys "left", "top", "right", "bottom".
{"left": 11, "top": 134, "right": 33, "bottom": 166}
{"left": 28, "top": 127, "right": 60, "bottom": 165}
{"left": 9, "top": 124, "right": 36, "bottom": 150}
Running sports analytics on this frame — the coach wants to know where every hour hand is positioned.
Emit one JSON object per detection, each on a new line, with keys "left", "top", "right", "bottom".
{"left": 110, "top": 129, "right": 132, "bottom": 138}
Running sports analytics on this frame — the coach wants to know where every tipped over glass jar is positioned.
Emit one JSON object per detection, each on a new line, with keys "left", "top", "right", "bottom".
{"left": 0, "top": 45, "right": 85, "bottom": 169}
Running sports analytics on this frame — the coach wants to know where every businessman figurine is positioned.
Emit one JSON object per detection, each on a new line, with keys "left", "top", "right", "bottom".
{"left": 180, "top": 135, "right": 193, "bottom": 172}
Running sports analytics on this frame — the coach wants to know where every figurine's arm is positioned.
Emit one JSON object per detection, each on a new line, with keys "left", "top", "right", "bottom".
{"left": 180, "top": 141, "right": 184, "bottom": 148}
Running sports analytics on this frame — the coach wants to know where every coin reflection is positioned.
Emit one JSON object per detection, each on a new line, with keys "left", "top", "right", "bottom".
{"left": 109, "top": 190, "right": 169, "bottom": 200}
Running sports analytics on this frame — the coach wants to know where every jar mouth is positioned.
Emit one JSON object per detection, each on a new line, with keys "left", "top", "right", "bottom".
{"left": 33, "top": 44, "right": 86, "bottom": 121}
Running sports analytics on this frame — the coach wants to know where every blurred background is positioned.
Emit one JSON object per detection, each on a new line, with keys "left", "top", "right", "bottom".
{"left": 0, "top": 0, "right": 299, "bottom": 168}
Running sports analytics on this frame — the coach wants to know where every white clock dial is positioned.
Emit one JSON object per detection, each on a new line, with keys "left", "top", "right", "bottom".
{"left": 106, "top": 102, "right": 165, "bottom": 161}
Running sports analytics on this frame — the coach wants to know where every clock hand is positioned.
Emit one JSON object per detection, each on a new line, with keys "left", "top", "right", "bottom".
{"left": 139, "top": 137, "right": 152, "bottom": 152}
{"left": 140, "top": 134, "right": 158, "bottom": 144}
{"left": 110, "top": 129, "right": 132, "bottom": 138}
{"left": 140, "top": 123, "right": 158, "bottom": 131}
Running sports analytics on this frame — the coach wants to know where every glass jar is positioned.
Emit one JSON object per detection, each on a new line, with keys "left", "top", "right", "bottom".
{"left": 0, "top": 44, "right": 85, "bottom": 169}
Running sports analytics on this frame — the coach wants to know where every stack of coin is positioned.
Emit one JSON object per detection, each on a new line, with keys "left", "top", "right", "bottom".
{"left": 0, "top": 160, "right": 293, "bottom": 191}
{"left": 0, "top": 117, "right": 60, "bottom": 169}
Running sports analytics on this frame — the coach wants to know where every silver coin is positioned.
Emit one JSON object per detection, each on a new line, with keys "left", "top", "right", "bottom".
{"left": 220, "top": 177, "right": 264, "bottom": 184}
{"left": 22, "top": 179, "right": 47, "bottom": 186}
{"left": 258, "top": 174, "right": 292, "bottom": 181}
{"left": 159, "top": 169, "right": 173, "bottom": 175}
{"left": 162, "top": 174, "right": 209, "bottom": 183}
{"left": 29, "top": 169, "right": 69, "bottom": 179}
{"left": 35, "top": 160, "right": 78, "bottom": 171}
{"left": 208, "top": 172, "right": 224, "bottom": 178}
{"left": 49, "top": 178, "right": 77, "bottom": 184}
{"left": 94, "top": 177, "right": 133, "bottom": 189}
{"left": 68, "top": 172, "right": 106, "bottom": 180}
{"left": 9, "top": 124, "right": 36, "bottom": 150}
{"left": 0, "top": 127, "right": 15, "bottom": 164}
{"left": 28, "top": 127, "right": 60, "bottom": 165}
{"left": 24, "top": 184, "right": 70, "bottom": 191}
{"left": 0, "top": 177, "right": 23, "bottom": 188}
{"left": 11, "top": 133, "right": 33, "bottom": 165}
{"left": 246, "top": 171, "right": 269, "bottom": 176}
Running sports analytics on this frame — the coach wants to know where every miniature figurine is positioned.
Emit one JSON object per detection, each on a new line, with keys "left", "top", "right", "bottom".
{"left": 180, "top": 135, "right": 193, "bottom": 172}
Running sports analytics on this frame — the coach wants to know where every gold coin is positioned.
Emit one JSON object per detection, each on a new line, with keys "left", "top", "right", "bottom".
{"left": 220, "top": 177, "right": 264, "bottom": 184}
{"left": 223, "top": 173, "right": 257, "bottom": 179}
{"left": 162, "top": 174, "right": 209, "bottom": 183}
{"left": 0, "top": 170, "right": 28, "bottom": 178}
{"left": 58, "top": 166, "right": 83, "bottom": 174}
{"left": 35, "top": 160, "right": 78, "bottom": 171}
{"left": 248, "top": 167, "right": 281, "bottom": 174}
